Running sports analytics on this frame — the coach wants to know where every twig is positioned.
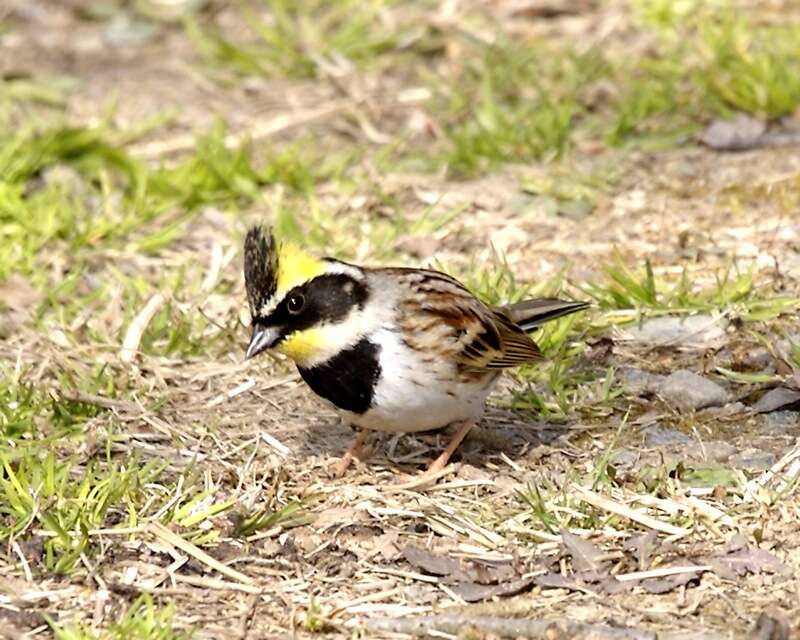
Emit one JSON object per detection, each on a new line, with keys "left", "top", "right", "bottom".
{"left": 201, "top": 242, "right": 225, "bottom": 293}
{"left": 206, "top": 378, "right": 257, "bottom": 408}
{"left": 58, "top": 390, "right": 139, "bottom": 412}
{"left": 120, "top": 293, "right": 166, "bottom": 363}
{"left": 384, "top": 464, "right": 458, "bottom": 492}
{"left": 571, "top": 485, "right": 689, "bottom": 537}
{"left": 749, "top": 438, "right": 800, "bottom": 491}
{"left": 170, "top": 573, "right": 263, "bottom": 595}
{"left": 31, "top": 526, "right": 144, "bottom": 538}
{"left": 363, "top": 615, "right": 658, "bottom": 639}
{"left": 330, "top": 587, "right": 404, "bottom": 617}
{"left": 261, "top": 432, "right": 291, "bottom": 457}
{"left": 147, "top": 522, "right": 257, "bottom": 588}
{"left": 614, "top": 565, "right": 712, "bottom": 582}
{"left": 128, "top": 103, "right": 345, "bottom": 158}
{"left": 238, "top": 593, "right": 261, "bottom": 640}
{"left": 11, "top": 541, "right": 33, "bottom": 582}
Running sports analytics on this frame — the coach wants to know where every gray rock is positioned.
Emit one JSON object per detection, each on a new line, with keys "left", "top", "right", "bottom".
{"left": 641, "top": 424, "right": 691, "bottom": 447}
{"left": 753, "top": 387, "right": 800, "bottom": 413}
{"left": 759, "top": 411, "right": 800, "bottom": 435}
{"left": 610, "top": 448, "right": 640, "bottom": 468}
{"left": 729, "top": 449, "right": 776, "bottom": 472}
{"left": 619, "top": 367, "right": 665, "bottom": 395}
{"left": 703, "top": 441, "right": 737, "bottom": 462}
{"left": 700, "top": 402, "right": 747, "bottom": 421}
{"left": 104, "top": 11, "right": 157, "bottom": 47}
{"left": 660, "top": 632, "right": 726, "bottom": 640}
{"left": 623, "top": 315, "right": 727, "bottom": 347}
{"left": 657, "top": 369, "right": 730, "bottom": 410}
{"left": 699, "top": 114, "right": 767, "bottom": 151}
{"left": 717, "top": 401, "right": 747, "bottom": 415}
{"left": 740, "top": 347, "right": 774, "bottom": 371}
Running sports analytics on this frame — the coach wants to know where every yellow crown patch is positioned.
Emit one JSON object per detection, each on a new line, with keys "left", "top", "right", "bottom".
{"left": 277, "top": 242, "right": 326, "bottom": 293}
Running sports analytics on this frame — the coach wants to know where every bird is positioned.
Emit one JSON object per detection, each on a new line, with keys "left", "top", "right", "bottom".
{"left": 243, "top": 225, "right": 588, "bottom": 480}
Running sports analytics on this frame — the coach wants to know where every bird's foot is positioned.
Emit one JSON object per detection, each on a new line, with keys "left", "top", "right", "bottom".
{"left": 331, "top": 429, "right": 371, "bottom": 478}
{"left": 387, "top": 419, "right": 474, "bottom": 490}
{"left": 427, "top": 418, "right": 474, "bottom": 473}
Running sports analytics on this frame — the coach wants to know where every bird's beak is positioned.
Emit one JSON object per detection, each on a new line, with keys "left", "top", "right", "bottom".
{"left": 245, "top": 325, "right": 281, "bottom": 360}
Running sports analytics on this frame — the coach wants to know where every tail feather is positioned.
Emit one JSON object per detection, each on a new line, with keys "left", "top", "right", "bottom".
{"left": 499, "top": 298, "right": 589, "bottom": 331}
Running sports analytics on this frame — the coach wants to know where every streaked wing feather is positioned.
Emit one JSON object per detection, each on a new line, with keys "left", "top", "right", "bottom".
{"left": 483, "top": 312, "right": 542, "bottom": 368}
{"left": 388, "top": 268, "right": 542, "bottom": 371}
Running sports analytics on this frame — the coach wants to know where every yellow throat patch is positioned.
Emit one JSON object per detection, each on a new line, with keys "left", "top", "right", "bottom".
{"left": 277, "top": 328, "right": 325, "bottom": 365}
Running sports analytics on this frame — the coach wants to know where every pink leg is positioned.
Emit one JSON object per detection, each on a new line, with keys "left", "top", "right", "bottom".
{"left": 426, "top": 419, "right": 474, "bottom": 473}
{"left": 333, "top": 429, "right": 370, "bottom": 477}
{"left": 389, "top": 420, "right": 475, "bottom": 490}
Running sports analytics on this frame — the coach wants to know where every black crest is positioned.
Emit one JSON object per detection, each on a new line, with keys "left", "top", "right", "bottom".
{"left": 244, "top": 225, "right": 278, "bottom": 318}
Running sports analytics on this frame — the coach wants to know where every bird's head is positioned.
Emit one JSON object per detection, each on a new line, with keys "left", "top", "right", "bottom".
{"left": 243, "top": 226, "right": 370, "bottom": 367}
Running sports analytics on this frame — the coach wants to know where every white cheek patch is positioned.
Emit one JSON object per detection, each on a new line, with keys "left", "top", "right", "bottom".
{"left": 292, "top": 299, "right": 390, "bottom": 368}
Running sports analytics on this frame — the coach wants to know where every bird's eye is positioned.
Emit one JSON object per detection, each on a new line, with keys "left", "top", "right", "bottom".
{"left": 287, "top": 293, "right": 305, "bottom": 315}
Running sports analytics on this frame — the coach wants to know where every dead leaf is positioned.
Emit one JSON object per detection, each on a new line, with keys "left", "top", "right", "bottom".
{"left": 313, "top": 508, "right": 368, "bottom": 532}
{"left": 368, "top": 532, "right": 400, "bottom": 561}
{"left": 753, "top": 387, "right": 800, "bottom": 413}
{"left": 402, "top": 547, "right": 461, "bottom": 577}
{"left": 624, "top": 531, "right": 659, "bottom": 571}
{"left": 402, "top": 546, "right": 519, "bottom": 586}
{"left": 395, "top": 234, "right": 439, "bottom": 259}
{"left": 560, "top": 530, "right": 608, "bottom": 573}
{"left": 725, "top": 534, "right": 748, "bottom": 553}
{"left": 601, "top": 577, "right": 635, "bottom": 595}
{"left": 533, "top": 572, "right": 603, "bottom": 595}
{"left": 704, "top": 558, "right": 738, "bottom": 582}
{"left": 584, "top": 337, "right": 614, "bottom": 364}
{"left": 713, "top": 547, "right": 792, "bottom": 577}
{"left": 0, "top": 274, "right": 42, "bottom": 337}
{"left": 469, "top": 562, "right": 516, "bottom": 585}
{"left": 640, "top": 570, "right": 699, "bottom": 594}
{"left": 450, "top": 577, "right": 535, "bottom": 602}
{"left": 751, "top": 612, "right": 791, "bottom": 640}
{"left": 534, "top": 573, "right": 585, "bottom": 591}
{"left": 507, "top": 0, "right": 591, "bottom": 19}
{"left": 0, "top": 274, "right": 41, "bottom": 310}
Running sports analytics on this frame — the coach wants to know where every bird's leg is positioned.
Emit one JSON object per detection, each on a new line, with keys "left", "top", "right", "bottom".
{"left": 388, "top": 420, "right": 475, "bottom": 491}
{"left": 333, "top": 428, "right": 371, "bottom": 477}
{"left": 426, "top": 419, "right": 474, "bottom": 474}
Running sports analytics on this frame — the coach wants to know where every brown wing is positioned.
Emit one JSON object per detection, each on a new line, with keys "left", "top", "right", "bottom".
{"left": 485, "top": 308, "right": 543, "bottom": 368}
{"left": 385, "top": 268, "right": 542, "bottom": 371}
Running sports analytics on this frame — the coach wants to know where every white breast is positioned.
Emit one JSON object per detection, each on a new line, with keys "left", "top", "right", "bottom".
{"left": 341, "top": 327, "right": 498, "bottom": 433}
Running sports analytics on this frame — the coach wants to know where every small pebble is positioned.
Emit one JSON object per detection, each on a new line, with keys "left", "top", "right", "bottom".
{"left": 753, "top": 387, "right": 800, "bottom": 414}
{"left": 729, "top": 448, "right": 776, "bottom": 472}
{"left": 610, "top": 448, "right": 640, "bottom": 468}
{"left": 623, "top": 315, "right": 727, "bottom": 347}
{"left": 657, "top": 369, "right": 729, "bottom": 410}
{"left": 619, "top": 367, "right": 664, "bottom": 395}
{"left": 740, "top": 347, "right": 774, "bottom": 371}
{"left": 703, "top": 441, "right": 737, "bottom": 462}
{"left": 758, "top": 411, "right": 800, "bottom": 435}
{"left": 641, "top": 424, "right": 691, "bottom": 447}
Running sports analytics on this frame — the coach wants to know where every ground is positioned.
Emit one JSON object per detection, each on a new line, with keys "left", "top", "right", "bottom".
{"left": 1, "top": 1, "right": 799, "bottom": 639}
